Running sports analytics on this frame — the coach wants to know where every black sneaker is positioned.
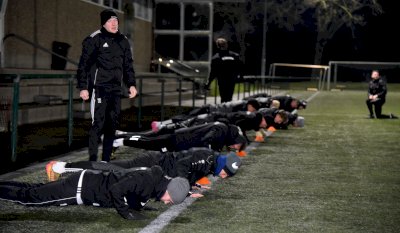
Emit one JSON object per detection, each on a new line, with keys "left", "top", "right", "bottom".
{"left": 390, "top": 113, "right": 398, "bottom": 119}
{"left": 368, "top": 115, "right": 375, "bottom": 119}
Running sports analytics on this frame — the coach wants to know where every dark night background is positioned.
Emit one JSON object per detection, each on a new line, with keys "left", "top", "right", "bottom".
{"left": 218, "top": 1, "right": 400, "bottom": 81}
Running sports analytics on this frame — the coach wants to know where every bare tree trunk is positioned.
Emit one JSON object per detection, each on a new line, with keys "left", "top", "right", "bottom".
{"left": 313, "top": 34, "right": 327, "bottom": 66}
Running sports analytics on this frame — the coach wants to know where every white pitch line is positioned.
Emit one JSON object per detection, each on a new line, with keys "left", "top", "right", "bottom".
{"left": 138, "top": 142, "right": 258, "bottom": 233}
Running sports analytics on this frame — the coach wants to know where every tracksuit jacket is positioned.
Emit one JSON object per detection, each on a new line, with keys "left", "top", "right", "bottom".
{"left": 76, "top": 27, "right": 136, "bottom": 95}
{"left": 66, "top": 148, "right": 219, "bottom": 186}
{"left": 271, "top": 95, "right": 297, "bottom": 112}
{"left": 122, "top": 122, "right": 246, "bottom": 152}
{"left": 367, "top": 78, "right": 387, "bottom": 100}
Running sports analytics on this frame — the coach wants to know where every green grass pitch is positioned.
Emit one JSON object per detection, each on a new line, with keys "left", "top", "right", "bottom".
{"left": 0, "top": 88, "right": 399, "bottom": 233}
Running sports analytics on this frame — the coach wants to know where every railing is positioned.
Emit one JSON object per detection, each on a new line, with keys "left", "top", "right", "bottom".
{"left": 2, "top": 33, "right": 79, "bottom": 68}
{"left": 134, "top": 73, "right": 206, "bottom": 128}
{"left": 0, "top": 70, "right": 208, "bottom": 162}
{"left": 0, "top": 70, "right": 300, "bottom": 163}
{"left": 0, "top": 70, "right": 76, "bottom": 162}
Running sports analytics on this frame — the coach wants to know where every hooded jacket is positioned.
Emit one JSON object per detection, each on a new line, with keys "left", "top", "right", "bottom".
{"left": 80, "top": 165, "right": 164, "bottom": 218}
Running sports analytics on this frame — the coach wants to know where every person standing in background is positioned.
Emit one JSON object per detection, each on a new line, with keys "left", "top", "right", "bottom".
{"left": 76, "top": 9, "right": 137, "bottom": 162}
{"left": 204, "top": 37, "right": 243, "bottom": 103}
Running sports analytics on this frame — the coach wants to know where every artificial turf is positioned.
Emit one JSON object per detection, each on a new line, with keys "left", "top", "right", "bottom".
{"left": 0, "top": 89, "right": 399, "bottom": 233}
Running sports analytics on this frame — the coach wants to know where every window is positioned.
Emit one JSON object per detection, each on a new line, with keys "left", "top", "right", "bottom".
{"left": 134, "top": 0, "right": 153, "bottom": 22}
{"left": 184, "top": 36, "right": 209, "bottom": 61}
{"left": 154, "top": 2, "right": 212, "bottom": 62}
{"left": 184, "top": 4, "right": 209, "bottom": 30}
{"left": 155, "top": 3, "right": 180, "bottom": 30}
{"left": 155, "top": 35, "right": 180, "bottom": 59}
{"left": 81, "top": 0, "right": 121, "bottom": 11}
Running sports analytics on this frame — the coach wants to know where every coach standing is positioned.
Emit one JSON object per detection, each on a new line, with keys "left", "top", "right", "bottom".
{"left": 77, "top": 9, "right": 137, "bottom": 162}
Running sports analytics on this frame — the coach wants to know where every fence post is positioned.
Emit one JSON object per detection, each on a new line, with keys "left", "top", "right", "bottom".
{"left": 68, "top": 75, "right": 74, "bottom": 147}
{"left": 159, "top": 78, "right": 165, "bottom": 121}
{"left": 214, "top": 80, "right": 217, "bottom": 104}
{"left": 137, "top": 77, "right": 143, "bottom": 129}
{"left": 178, "top": 77, "right": 182, "bottom": 113}
{"left": 192, "top": 80, "right": 195, "bottom": 108}
{"left": 11, "top": 75, "right": 20, "bottom": 162}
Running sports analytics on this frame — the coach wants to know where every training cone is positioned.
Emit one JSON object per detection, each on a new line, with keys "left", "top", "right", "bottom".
{"left": 236, "top": 150, "right": 247, "bottom": 157}
{"left": 254, "top": 135, "right": 264, "bottom": 142}
{"left": 196, "top": 176, "right": 211, "bottom": 185}
{"left": 267, "top": 126, "right": 276, "bottom": 132}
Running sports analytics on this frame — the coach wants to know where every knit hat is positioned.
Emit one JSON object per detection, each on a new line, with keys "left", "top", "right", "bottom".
{"left": 100, "top": 9, "right": 118, "bottom": 26}
{"left": 223, "top": 153, "right": 242, "bottom": 176}
{"left": 294, "top": 116, "right": 305, "bottom": 127}
{"left": 214, "top": 155, "right": 227, "bottom": 176}
{"left": 166, "top": 177, "right": 190, "bottom": 204}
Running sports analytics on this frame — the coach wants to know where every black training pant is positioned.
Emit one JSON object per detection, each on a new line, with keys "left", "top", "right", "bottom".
{"left": 366, "top": 98, "right": 385, "bottom": 118}
{"left": 0, "top": 173, "right": 80, "bottom": 206}
{"left": 122, "top": 134, "right": 176, "bottom": 152}
{"left": 89, "top": 92, "right": 121, "bottom": 162}
{"left": 218, "top": 79, "right": 235, "bottom": 103}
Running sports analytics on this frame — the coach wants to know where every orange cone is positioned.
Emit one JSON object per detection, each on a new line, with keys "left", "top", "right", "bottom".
{"left": 236, "top": 150, "right": 247, "bottom": 157}
{"left": 254, "top": 135, "right": 264, "bottom": 142}
{"left": 267, "top": 126, "right": 276, "bottom": 132}
{"left": 196, "top": 176, "right": 211, "bottom": 185}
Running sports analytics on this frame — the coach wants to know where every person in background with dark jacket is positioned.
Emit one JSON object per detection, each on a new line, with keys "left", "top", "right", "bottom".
{"left": 76, "top": 9, "right": 137, "bottom": 162}
{"left": 366, "top": 70, "right": 397, "bottom": 119}
{"left": 0, "top": 166, "right": 189, "bottom": 220}
{"left": 204, "top": 37, "right": 243, "bottom": 103}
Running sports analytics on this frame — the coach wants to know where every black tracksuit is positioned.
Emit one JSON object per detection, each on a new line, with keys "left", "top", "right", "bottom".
{"left": 0, "top": 166, "right": 168, "bottom": 219}
{"left": 160, "top": 111, "right": 262, "bottom": 143}
{"left": 184, "top": 100, "right": 249, "bottom": 118}
{"left": 65, "top": 148, "right": 219, "bottom": 186}
{"left": 207, "top": 50, "right": 243, "bottom": 103}
{"left": 77, "top": 27, "right": 136, "bottom": 162}
{"left": 121, "top": 122, "right": 246, "bottom": 152}
{"left": 366, "top": 77, "right": 387, "bottom": 118}
{"left": 258, "top": 108, "right": 285, "bottom": 129}
{"left": 271, "top": 95, "right": 298, "bottom": 112}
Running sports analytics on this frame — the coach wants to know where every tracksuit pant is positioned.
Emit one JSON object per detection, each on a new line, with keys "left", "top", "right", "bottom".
{"left": 89, "top": 92, "right": 121, "bottom": 162}
{"left": 0, "top": 173, "right": 81, "bottom": 206}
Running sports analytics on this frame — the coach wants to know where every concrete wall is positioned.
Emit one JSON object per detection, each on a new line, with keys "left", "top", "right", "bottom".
{"left": 3, "top": 0, "right": 152, "bottom": 72}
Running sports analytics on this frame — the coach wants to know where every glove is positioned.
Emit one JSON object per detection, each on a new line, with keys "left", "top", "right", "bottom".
{"left": 121, "top": 211, "right": 147, "bottom": 220}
